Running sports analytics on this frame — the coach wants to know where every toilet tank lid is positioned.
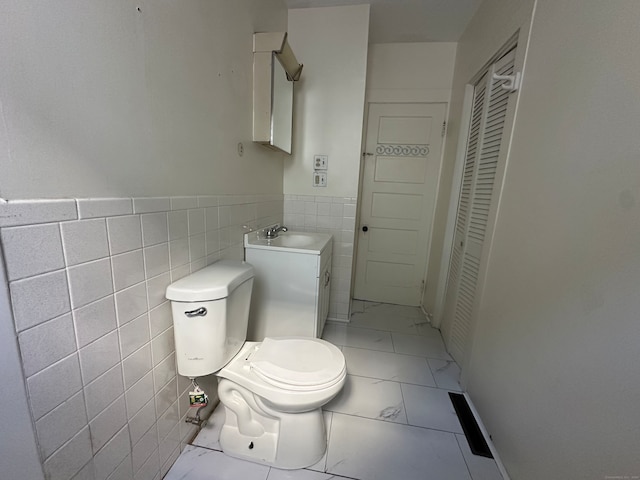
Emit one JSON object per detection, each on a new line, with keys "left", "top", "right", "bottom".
{"left": 165, "top": 260, "right": 254, "bottom": 302}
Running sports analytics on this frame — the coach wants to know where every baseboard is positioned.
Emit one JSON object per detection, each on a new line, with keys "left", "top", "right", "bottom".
{"left": 419, "top": 304, "right": 433, "bottom": 323}
{"left": 326, "top": 315, "right": 349, "bottom": 324}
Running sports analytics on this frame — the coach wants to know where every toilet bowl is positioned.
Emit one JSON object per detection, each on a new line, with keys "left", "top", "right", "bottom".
{"left": 166, "top": 260, "right": 346, "bottom": 469}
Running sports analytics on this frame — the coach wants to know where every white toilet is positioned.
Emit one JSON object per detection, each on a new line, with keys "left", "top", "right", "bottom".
{"left": 166, "top": 260, "right": 346, "bottom": 469}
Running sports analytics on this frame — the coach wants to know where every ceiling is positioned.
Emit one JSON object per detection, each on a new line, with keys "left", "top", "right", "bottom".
{"left": 283, "top": 0, "right": 484, "bottom": 43}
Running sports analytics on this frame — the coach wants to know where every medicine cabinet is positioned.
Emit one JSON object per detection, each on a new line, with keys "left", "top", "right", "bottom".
{"left": 253, "top": 32, "right": 303, "bottom": 154}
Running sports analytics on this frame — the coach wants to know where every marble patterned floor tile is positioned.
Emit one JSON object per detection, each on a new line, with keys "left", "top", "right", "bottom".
{"left": 362, "top": 301, "right": 425, "bottom": 320}
{"left": 348, "top": 310, "right": 419, "bottom": 334}
{"left": 164, "top": 445, "right": 269, "bottom": 480}
{"left": 392, "top": 332, "right": 452, "bottom": 360}
{"left": 164, "top": 302, "right": 486, "bottom": 479}
{"left": 192, "top": 402, "right": 225, "bottom": 451}
{"left": 322, "top": 324, "right": 393, "bottom": 352}
{"left": 325, "top": 375, "right": 407, "bottom": 424}
{"left": 306, "top": 411, "right": 332, "bottom": 473}
{"left": 428, "top": 358, "right": 462, "bottom": 391}
{"left": 267, "top": 467, "right": 353, "bottom": 479}
{"left": 456, "top": 434, "right": 503, "bottom": 480}
{"left": 342, "top": 347, "right": 436, "bottom": 387}
{"left": 401, "top": 383, "right": 463, "bottom": 434}
{"left": 350, "top": 300, "right": 365, "bottom": 314}
{"left": 326, "top": 413, "right": 471, "bottom": 480}
{"left": 414, "top": 319, "right": 441, "bottom": 336}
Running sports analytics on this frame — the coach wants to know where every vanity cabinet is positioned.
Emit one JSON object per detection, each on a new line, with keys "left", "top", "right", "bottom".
{"left": 244, "top": 233, "right": 332, "bottom": 340}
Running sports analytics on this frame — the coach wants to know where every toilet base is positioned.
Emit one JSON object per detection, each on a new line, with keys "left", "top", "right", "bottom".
{"left": 218, "top": 379, "right": 327, "bottom": 469}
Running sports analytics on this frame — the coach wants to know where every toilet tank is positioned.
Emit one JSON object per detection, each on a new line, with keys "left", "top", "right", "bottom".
{"left": 165, "top": 260, "right": 254, "bottom": 378}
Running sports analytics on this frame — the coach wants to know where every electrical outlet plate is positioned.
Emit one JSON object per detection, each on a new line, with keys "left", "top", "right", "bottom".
{"left": 313, "top": 154, "right": 328, "bottom": 170}
{"left": 313, "top": 171, "right": 327, "bottom": 187}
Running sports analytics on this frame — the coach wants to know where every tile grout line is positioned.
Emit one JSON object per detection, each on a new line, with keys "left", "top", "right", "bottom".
{"left": 454, "top": 433, "right": 477, "bottom": 480}
{"left": 342, "top": 343, "right": 453, "bottom": 362}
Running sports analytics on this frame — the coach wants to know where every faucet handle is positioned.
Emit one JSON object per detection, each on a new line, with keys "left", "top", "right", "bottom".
{"left": 263, "top": 224, "right": 287, "bottom": 239}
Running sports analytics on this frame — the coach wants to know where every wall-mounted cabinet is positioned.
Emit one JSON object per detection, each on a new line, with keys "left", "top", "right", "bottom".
{"left": 253, "top": 32, "right": 302, "bottom": 154}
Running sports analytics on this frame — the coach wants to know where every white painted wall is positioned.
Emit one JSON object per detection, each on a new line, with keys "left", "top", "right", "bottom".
{"left": 0, "top": 0, "right": 287, "bottom": 199}
{"left": 447, "top": 0, "right": 640, "bottom": 478}
{"left": 284, "top": 5, "right": 370, "bottom": 198}
{"left": 366, "top": 42, "right": 456, "bottom": 103}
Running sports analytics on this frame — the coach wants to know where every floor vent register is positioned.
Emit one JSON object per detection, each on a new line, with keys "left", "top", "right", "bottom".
{"left": 448, "top": 392, "right": 494, "bottom": 458}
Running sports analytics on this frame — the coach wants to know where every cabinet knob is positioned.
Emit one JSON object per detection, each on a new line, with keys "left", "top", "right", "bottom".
{"left": 362, "top": 226, "right": 368, "bottom": 232}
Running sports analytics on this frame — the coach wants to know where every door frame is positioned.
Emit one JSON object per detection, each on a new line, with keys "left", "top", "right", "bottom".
{"left": 353, "top": 94, "right": 451, "bottom": 311}
{"left": 431, "top": 85, "right": 475, "bottom": 329}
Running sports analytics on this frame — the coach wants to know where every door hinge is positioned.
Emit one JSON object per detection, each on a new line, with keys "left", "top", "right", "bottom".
{"left": 441, "top": 121, "right": 447, "bottom": 137}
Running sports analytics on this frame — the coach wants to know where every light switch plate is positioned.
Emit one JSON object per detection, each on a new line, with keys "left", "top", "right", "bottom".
{"left": 313, "top": 172, "right": 327, "bottom": 187}
{"left": 313, "top": 155, "right": 328, "bottom": 170}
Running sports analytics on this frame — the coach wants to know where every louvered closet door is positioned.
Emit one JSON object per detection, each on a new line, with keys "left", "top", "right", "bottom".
{"left": 443, "top": 48, "right": 517, "bottom": 363}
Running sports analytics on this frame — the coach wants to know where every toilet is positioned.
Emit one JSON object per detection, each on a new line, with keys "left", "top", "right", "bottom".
{"left": 165, "top": 260, "right": 346, "bottom": 469}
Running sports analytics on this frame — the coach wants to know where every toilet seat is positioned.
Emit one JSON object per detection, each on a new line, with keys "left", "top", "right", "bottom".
{"left": 218, "top": 338, "right": 347, "bottom": 412}
{"left": 249, "top": 337, "right": 345, "bottom": 391}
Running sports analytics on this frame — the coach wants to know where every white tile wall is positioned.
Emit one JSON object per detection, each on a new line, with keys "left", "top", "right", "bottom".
{"left": 10, "top": 270, "right": 71, "bottom": 331}
{"left": 0, "top": 194, "right": 283, "bottom": 480}
{"left": 141, "top": 212, "right": 168, "bottom": 247}
{"left": 77, "top": 198, "right": 133, "bottom": 220}
{"left": 35, "top": 390, "right": 88, "bottom": 458}
{"left": 284, "top": 195, "right": 356, "bottom": 322}
{"left": 27, "top": 353, "right": 83, "bottom": 420}
{"left": 119, "top": 315, "right": 151, "bottom": 359}
{"left": 79, "top": 330, "right": 121, "bottom": 384}
{"left": 129, "top": 399, "right": 157, "bottom": 446}
{"left": 73, "top": 296, "right": 118, "bottom": 348}
{"left": 67, "top": 258, "right": 114, "bottom": 309}
{"left": 1, "top": 223, "right": 65, "bottom": 280}
{"left": 89, "top": 396, "right": 128, "bottom": 454}
{"left": 107, "top": 455, "right": 133, "bottom": 480}
{"left": 18, "top": 313, "right": 77, "bottom": 376}
{"left": 115, "top": 283, "right": 148, "bottom": 326}
{"left": 93, "top": 426, "right": 131, "bottom": 480}
{"left": 0, "top": 198, "right": 77, "bottom": 227}
{"left": 60, "top": 219, "right": 110, "bottom": 266}
{"left": 111, "top": 250, "right": 145, "bottom": 291}
{"left": 84, "top": 366, "right": 125, "bottom": 420}
{"left": 42, "top": 427, "right": 93, "bottom": 480}
{"left": 106, "top": 215, "right": 143, "bottom": 255}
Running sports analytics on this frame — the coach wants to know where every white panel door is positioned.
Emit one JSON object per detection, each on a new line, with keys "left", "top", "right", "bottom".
{"left": 443, "top": 48, "right": 517, "bottom": 362}
{"left": 354, "top": 103, "right": 446, "bottom": 306}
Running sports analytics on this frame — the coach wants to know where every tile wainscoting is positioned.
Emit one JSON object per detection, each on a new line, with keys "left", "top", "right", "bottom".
{"left": 0, "top": 194, "right": 282, "bottom": 480}
{"left": 283, "top": 194, "right": 357, "bottom": 322}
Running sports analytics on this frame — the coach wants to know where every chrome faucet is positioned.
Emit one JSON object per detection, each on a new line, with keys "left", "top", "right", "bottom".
{"left": 264, "top": 224, "right": 288, "bottom": 239}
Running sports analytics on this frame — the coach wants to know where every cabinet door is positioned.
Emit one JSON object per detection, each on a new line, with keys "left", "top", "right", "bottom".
{"left": 317, "top": 262, "right": 332, "bottom": 337}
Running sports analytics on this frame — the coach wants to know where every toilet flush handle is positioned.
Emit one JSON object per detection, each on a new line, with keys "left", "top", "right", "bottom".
{"left": 185, "top": 307, "right": 207, "bottom": 318}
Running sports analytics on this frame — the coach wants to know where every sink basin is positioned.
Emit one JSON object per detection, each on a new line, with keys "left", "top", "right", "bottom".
{"left": 244, "top": 231, "right": 332, "bottom": 254}
{"left": 271, "top": 234, "right": 316, "bottom": 248}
